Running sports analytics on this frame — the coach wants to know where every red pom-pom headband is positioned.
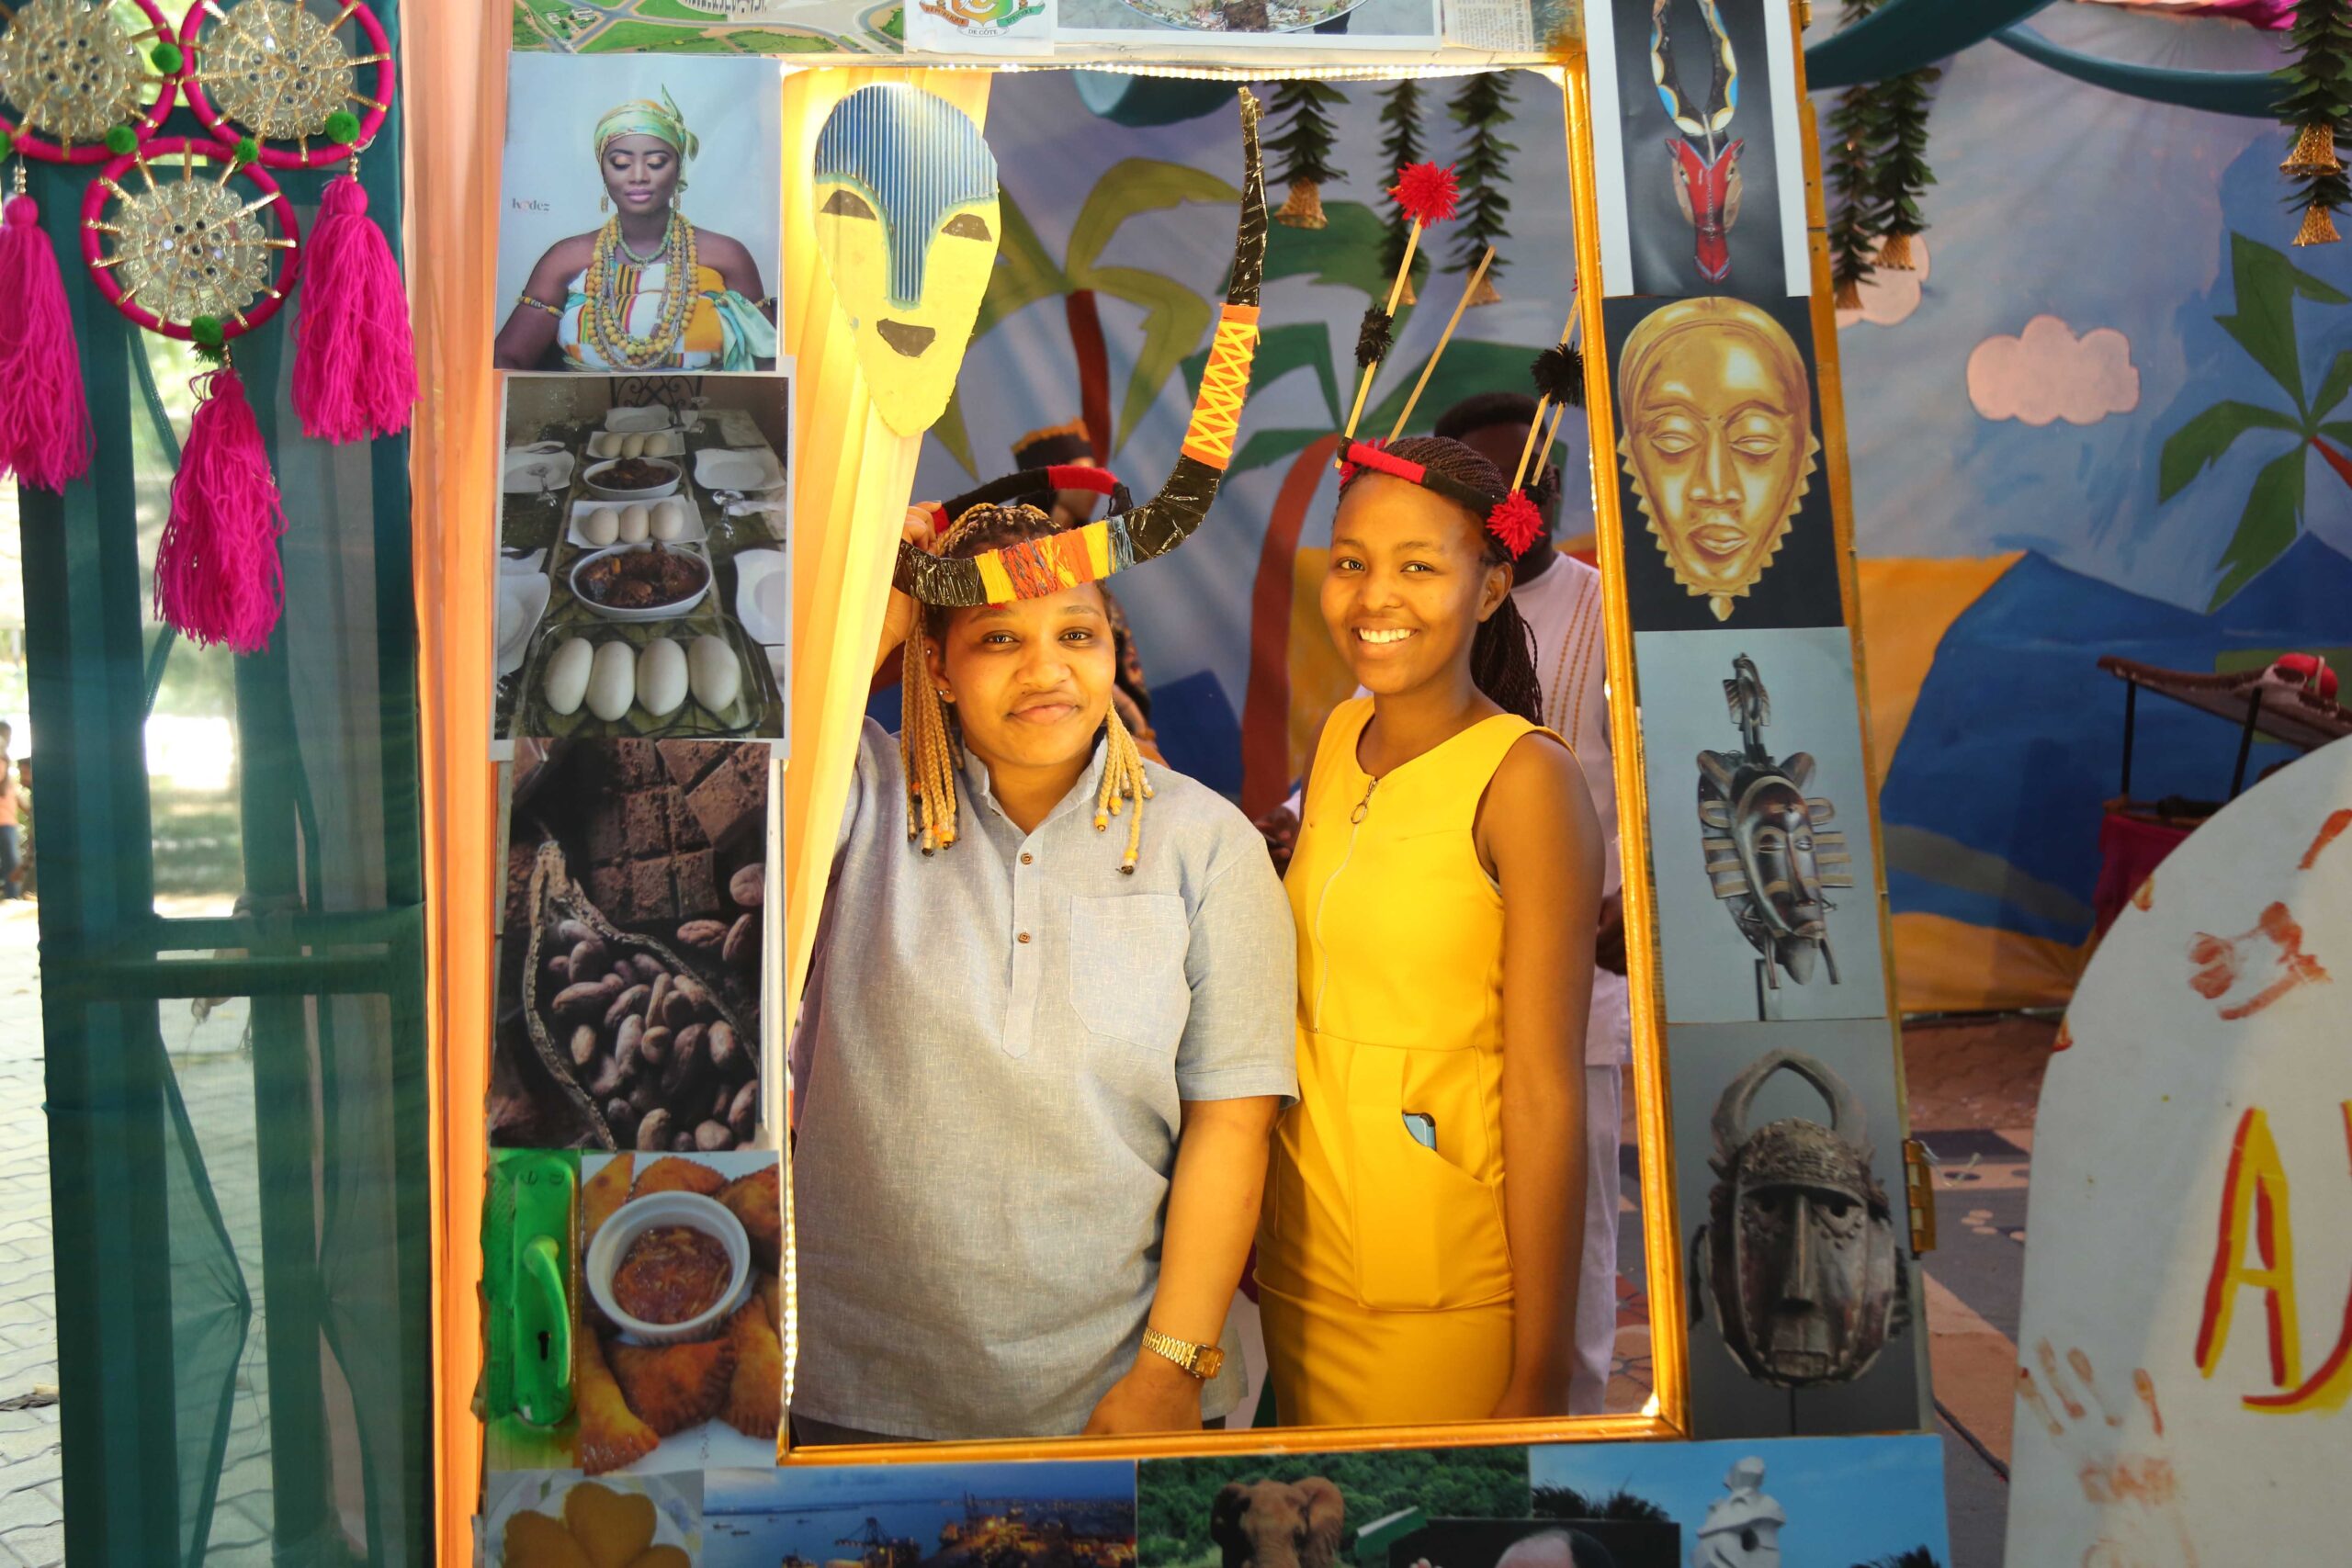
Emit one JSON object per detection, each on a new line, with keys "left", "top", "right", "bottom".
{"left": 1335, "top": 438, "right": 1544, "bottom": 559}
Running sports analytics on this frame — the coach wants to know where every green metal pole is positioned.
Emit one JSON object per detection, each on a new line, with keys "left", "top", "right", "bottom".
{"left": 21, "top": 161, "right": 186, "bottom": 1566}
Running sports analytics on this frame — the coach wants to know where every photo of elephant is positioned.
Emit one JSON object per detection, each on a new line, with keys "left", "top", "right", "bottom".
{"left": 1138, "top": 1449, "right": 1529, "bottom": 1568}
{"left": 1211, "top": 1479, "right": 1344, "bottom": 1568}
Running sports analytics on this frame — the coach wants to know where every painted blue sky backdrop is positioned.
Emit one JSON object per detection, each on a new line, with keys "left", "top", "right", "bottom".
{"left": 1532, "top": 1435, "right": 1949, "bottom": 1567}
{"left": 1812, "top": 6, "right": 2352, "bottom": 612}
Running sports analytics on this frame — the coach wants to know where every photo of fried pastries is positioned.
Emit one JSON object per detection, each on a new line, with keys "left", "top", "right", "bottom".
{"left": 488, "top": 1471, "right": 702, "bottom": 1568}
{"left": 575, "top": 1150, "right": 785, "bottom": 1475}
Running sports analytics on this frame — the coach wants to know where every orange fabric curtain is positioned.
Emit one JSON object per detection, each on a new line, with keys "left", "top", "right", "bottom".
{"left": 406, "top": 3, "right": 506, "bottom": 1560}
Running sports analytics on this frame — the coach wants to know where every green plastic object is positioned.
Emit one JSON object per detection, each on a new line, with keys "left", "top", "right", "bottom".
{"left": 485, "top": 1152, "right": 578, "bottom": 1429}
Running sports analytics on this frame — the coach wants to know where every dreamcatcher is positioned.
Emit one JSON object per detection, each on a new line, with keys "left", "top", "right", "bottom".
{"left": 1650, "top": 0, "right": 1742, "bottom": 286}
{"left": 0, "top": 0, "right": 412, "bottom": 657}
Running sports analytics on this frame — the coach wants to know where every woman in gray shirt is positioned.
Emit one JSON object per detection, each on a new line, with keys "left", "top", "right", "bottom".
{"left": 790, "top": 499, "right": 1296, "bottom": 1443}
{"left": 790, "top": 92, "right": 1290, "bottom": 1445}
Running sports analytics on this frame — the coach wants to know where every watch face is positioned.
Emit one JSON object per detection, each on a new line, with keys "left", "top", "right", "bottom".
{"left": 1195, "top": 1346, "right": 1225, "bottom": 1378}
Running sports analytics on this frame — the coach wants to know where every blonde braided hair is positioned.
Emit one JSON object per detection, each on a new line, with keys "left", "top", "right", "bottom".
{"left": 900, "top": 503, "right": 1156, "bottom": 872}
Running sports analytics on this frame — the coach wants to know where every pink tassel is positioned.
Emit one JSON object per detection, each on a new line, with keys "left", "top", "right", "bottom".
{"left": 291, "top": 174, "right": 416, "bottom": 444}
{"left": 0, "top": 194, "right": 91, "bottom": 491}
{"left": 155, "top": 367, "right": 287, "bottom": 655}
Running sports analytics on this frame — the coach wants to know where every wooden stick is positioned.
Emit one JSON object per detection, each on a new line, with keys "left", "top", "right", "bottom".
{"left": 1529, "top": 398, "right": 1572, "bottom": 489}
{"left": 1340, "top": 220, "right": 1421, "bottom": 455}
{"left": 1389, "top": 244, "right": 1495, "bottom": 442}
{"left": 1510, "top": 395, "right": 1551, "bottom": 493}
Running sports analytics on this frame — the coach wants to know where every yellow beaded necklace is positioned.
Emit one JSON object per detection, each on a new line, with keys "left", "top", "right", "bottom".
{"left": 582, "top": 210, "right": 698, "bottom": 369}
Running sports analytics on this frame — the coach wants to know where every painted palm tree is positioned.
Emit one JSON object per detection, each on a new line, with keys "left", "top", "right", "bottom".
{"left": 932, "top": 159, "right": 1239, "bottom": 477}
{"left": 2161, "top": 232, "right": 2352, "bottom": 607}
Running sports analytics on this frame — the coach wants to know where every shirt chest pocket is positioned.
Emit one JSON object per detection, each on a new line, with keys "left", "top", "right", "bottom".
{"left": 1067, "top": 893, "right": 1191, "bottom": 1054}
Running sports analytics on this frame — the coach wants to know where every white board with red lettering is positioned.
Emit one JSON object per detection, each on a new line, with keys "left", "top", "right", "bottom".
{"left": 2007, "top": 736, "right": 2352, "bottom": 1563}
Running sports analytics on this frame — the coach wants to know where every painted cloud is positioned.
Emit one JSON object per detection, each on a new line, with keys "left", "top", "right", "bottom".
{"left": 1967, "top": 315, "right": 2141, "bottom": 426}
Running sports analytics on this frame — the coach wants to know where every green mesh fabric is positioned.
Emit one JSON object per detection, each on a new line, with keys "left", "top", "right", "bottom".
{"left": 15, "top": 2, "right": 427, "bottom": 1561}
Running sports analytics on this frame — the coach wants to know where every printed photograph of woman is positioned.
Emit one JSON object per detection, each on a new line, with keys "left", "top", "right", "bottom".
{"left": 496, "top": 56, "right": 782, "bottom": 373}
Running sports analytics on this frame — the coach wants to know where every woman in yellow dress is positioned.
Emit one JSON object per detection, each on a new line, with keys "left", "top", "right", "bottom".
{"left": 1257, "top": 435, "right": 1604, "bottom": 1426}
{"left": 493, "top": 91, "right": 777, "bottom": 373}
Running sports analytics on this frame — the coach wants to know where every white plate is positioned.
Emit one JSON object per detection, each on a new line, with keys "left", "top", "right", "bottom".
{"left": 603, "top": 406, "right": 680, "bottom": 434}
{"left": 495, "top": 575, "right": 551, "bottom": 678}
{"left": 567, "top": 497, "right": 705, "bottom": 548}
{"left": 693, "top": 446, "right": 786, "bottom": 492}
{"left": 484, "top": 1472, "right": 700, "bottom": 1560}
{"left": 732, "top": 549, "right": 789, "bottom": 646}
{"left": 570, "top": 542, "right": 712, "bottom": 622}
{"left": 500, "top": 449, "right": 574, "bottom": 495}
{"left": 708, "top": 409, "right": 764, "bottom": 447}
{"left": 582, "top": 430, "right": 685, "bottom": 461}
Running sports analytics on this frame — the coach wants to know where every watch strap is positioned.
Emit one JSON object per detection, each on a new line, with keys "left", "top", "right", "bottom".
{"left": 1141, "top": 1326, "right": 1219, "bottom": 1379}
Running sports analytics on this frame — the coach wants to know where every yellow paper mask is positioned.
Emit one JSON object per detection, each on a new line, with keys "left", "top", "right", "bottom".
{"left": 811, "top": 85, "right": 1001, "bottom": 437}
{"left": 1616, "top": 298, "right": 1822, "bottom": 622}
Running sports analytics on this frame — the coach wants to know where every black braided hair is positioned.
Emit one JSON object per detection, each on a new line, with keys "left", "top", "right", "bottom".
{"left": 1338, "top": 435, "right": 1544, "bottom": 725}
{"left": 1435, "top": 390, "right": 1565, "bottom": 524}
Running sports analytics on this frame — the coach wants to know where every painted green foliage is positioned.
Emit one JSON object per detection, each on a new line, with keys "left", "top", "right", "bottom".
{"left": 2160, "top": 232, "right": 2352, "bottom": 606}
{"left": 935, "top": 158, "right": 1238, "bottom": 475}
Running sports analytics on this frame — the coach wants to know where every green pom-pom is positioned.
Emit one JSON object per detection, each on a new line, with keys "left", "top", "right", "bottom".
{"left": 324, "top": 110, "right": 361, "bottom": 145}
{"left": 190, "top": 315, "right": 226, "bottom": 349}
{"left": 150, "top": 41, "right": 183, "bottom": 73}
{"left": 232, "top": 136, "right": 260, "bottom": 167}
{"left": 104, "top": 124, "right": 141, "bottom": 156}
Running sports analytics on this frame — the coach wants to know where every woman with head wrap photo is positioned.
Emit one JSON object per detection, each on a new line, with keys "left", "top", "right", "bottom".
{"left": 495, "top": 85, "right": 778, "bottom": 373}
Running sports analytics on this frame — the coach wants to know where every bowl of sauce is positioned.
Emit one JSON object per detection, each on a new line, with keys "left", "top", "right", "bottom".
{"left": 585, "top": 1190, "right": 752, "bottom": 1344}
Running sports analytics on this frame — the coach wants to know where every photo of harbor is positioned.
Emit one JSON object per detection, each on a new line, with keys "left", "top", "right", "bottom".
{"left": 706, "top": 1462, "right": 1137, "bottom": 1568}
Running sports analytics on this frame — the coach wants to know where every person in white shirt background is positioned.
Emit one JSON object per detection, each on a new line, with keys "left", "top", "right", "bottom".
{"left": 1257, "top": 390, "right": 1631, "bottom": 1415}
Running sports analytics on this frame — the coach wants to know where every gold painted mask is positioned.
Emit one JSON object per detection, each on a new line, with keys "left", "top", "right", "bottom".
{"left": 1616, "top": 298, "right": 1822, "bottom": 621}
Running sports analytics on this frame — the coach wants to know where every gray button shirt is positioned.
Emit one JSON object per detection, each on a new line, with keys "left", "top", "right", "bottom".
{"left": 790, "top": 718, "right": 1297, "bottom": 1439}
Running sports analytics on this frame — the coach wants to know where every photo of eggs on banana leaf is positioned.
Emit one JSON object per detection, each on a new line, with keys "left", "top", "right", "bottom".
{"left": 495, "top": 374, "right": 792, "bottom": 752}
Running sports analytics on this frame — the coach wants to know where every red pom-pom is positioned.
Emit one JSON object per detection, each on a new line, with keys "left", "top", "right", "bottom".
{"left": 1391, "top": 163, "right": 1460, "bottom": 227}
{"left": 1487, "top": 490, "right": 1544, "bottom": 558}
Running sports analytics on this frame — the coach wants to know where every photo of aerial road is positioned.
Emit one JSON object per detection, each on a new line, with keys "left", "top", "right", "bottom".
{"left": 514, "top": 0, "right": 905, "bottom": 56}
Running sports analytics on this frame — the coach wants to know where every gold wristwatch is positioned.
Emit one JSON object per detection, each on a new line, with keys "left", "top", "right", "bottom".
{"left": 1141, "top": 1327, "right": 1225, "bottom": 1380}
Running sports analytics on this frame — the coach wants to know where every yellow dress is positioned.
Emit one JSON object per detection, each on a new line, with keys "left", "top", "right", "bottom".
{"left": 1257, "top": 697, "right": 1555, "bottom": 1427}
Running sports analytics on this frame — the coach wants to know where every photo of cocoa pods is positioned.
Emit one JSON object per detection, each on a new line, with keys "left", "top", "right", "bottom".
{"left": 492, "top": 739, "right": 772, "bottom": 1151}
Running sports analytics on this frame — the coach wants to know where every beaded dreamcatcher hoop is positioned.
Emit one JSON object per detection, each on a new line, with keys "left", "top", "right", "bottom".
{"left": 78, "top": 136, "right": 303, "bottom": 655}
{"left": 0, "top": 0, "right": 178, "bottom": 164}
{"left": 176, "top": 0, "right": 394, "bottom": 169}
{"left": 81, "top": 135, "right": 300, "bottom": 344}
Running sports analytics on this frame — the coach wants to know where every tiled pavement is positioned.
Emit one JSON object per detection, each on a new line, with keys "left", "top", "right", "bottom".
{"left": 0, "top": 903, "right": 59, "bottom": 1568}
{"left": 0, "top": 902, "right": 277, "bottom": 1567}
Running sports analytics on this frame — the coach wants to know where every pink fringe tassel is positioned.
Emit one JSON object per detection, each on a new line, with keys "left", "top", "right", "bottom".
{"left": 291, "top": 174, "right": 417, "bottom": 444}
{"left": 155, "top": 367, "right": 287, "bottom": 655}
{"left": 0, "top": 195, "right": 92, "bottom": 491}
